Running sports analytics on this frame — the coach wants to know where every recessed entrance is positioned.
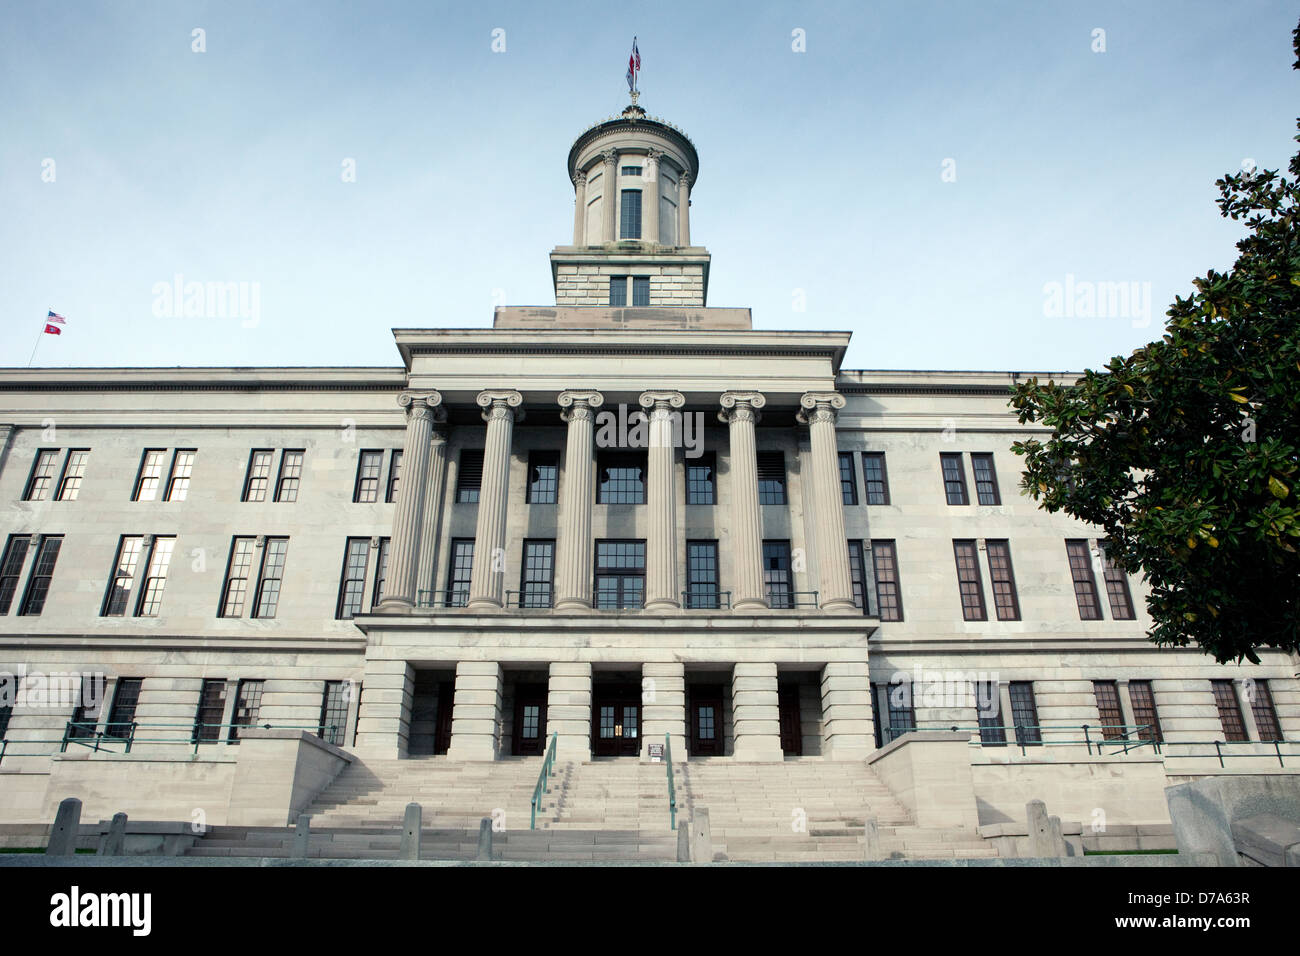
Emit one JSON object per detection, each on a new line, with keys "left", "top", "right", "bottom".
{"left": 592, "top": 675, "right": 641, "bottom": 757}
{"left": 511, "top": 682, "right": 548, "bottom": 756}
{"left": 778, "top": 682, "right": 802, "bottom": 756}
{"left": 689, "top": 683, "right": 724, "bottom": 756}
{"left": 409, "top": 669, "right": 455, "bottom": 756}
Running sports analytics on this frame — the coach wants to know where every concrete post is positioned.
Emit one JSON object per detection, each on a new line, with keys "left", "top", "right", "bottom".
{"left": 554, "top": 390, "right": 603, "bottom": 610}
{"left": 863, "top": 817, "right": 882, "bottom": 861}
{"left": 732, "top": 662, "right": 783, "bottom": 762}
{"left": 400, "top": 803, "right": 421, "bottom": 860}
{"left": 572, "top": 169, "right": 588, "bottom": 245}
{"left": 293, "top": 814, "right": 310, "bottom": 859}
{"left": 378, "top": 391, "right": 444, "bottom": 611}
{"left": 477, "top": 817, "right": 494, "bottom": 861}
{"left": 467, "top": 390, "right": 523, "bottom": 611}
{"left": 691, "top": 808, "right": 712, "bottom": 863}
{"left": 447, "top": 661, "right": 503, "bottom": 761}
{"left": 798, "top": 392, "right": 856, "bottom": 610}
{"left": 641, "top": 662, "right": 687, "bottom": 762}
{"left": 601, "top": 149, "right": 618, "bottom": 243}
{"left": 677, "top": 821, "right": 691, "bottom": 862}
{"left": 548, "top": 662, "right": 592, "bottom": 763}
{"left": 677, "top": 172, "right": 691, "bottom": 246}
{"left": 1027, "top": 800, "right": 1061, "bottom": 858}
{"left": 47, "top": 797, "right": 82, "bottom": 856}
{"left": 644, "top": 149, "right": 660, "bottom": 244}
{"left": 101, "top": 812, "right": 127, "bottom": 857}
{"left": 718, "top": 391, "right": 767, "bottom": 610}
{"left": 641, "top": 390, "right": 684, "bottom": 610}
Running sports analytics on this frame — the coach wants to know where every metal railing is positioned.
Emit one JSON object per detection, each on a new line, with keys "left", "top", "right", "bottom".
{"left": 416, "top": 589, "right": 469, "bottom": 609}
{"left": 530, "top": 732, "right": 559, "bottom": 830}
{"left": 59, "top": 720, "right": 341, "bottom": 756}
{"left": 681, "top": 590, "right": 732, "bottom": 610}
{"left": 506, "top": 590, "right": 553, "bottom": 609}
{"left": 882, "top": 722, "right": 1162, "bottom": 757}
{"left": 1157, "top": 738, "right": 1299, "bottom": 768}
{"left": 593, "top": 590, "right": 645, "bottom": 610}
{"left": 768, "top": 590, "right": 820, "bottom": 609}
{"left": 664, "top": 732, "right": 677, "bottom": 831}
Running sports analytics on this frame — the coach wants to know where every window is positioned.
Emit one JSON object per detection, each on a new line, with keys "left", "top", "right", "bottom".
{"left": 632, "top": 276, "right": 650, "bottom": 306}
{"left": 520, "top": 540, "right": 555, "bottom": 608}
{"left": 1211, "top": 680, "right": 1249, "bottom": 742}
{"left": 228, "top": 679, "right": 264, "bottom": 742}
{"left": 0, "top": 699, "right": 12, "bottom": 740}
{"left": 757, "top": 451, "right": 786, "bottom": 505}
{"left": 839, "top": 452, "right": 858, "bottom": 505}
{"left": 0, "top": 536, "right": 32, "bottom": 615}
{"left": 1094, "top": 681, "right": 1125, "bottom": 740}
{"left": 686, "top": 540, "right": 720, "bottom": 609}
{"left": 277, "top": 450, "right": 305, "bottom": 503}
{"left": 975, "top": 680, "right": 1006, "bottom": 746}
{"left": 319, "top": 682, "right": 350, "bottom": 746}
{"left": 243, "top": 450, "right": 274, "bottom": 501}
{"left": 455, "top": 449, "right": 484, "bottom": 503}
{"left": 55, "top": 450, "right": 90, "bottom": 501}
{"left": 105, "top": 678, "right": 143, "bottom": 740}
{"left": 619, "top": 189, "right": 642, "bottom": 239}
{"left": 18, "top": 535, "right": 61, "bottom": 616}
{"left": 871, "top": 540, "right": 903, "bottom": 622}
{"left": 620, "top": 165, "right": 642, "bottom": 176}
{"left": 219, "top": 537, "right": 288, "bottom": 618}
{"left": 165, "top": 450, "right": 195, "bottom": 501}
{"left": 68, "top": 690, "right": 100, "bottom": 741}
{"left": 1128, "top": 680, "right": 1163, "bottom": 743}
{"left": 252, "top": 538, "right": 289, "bottom": 618}
{"left": 193, "top": 679, "right": 227, "bottom": 743}
{"left": 940, "top": 453, "right": 968, "bottom": 505}
{"left": 372, "top": 537, "right": 390, "bottom": 607}
{"left": 526, "top": 452, "right": 559, "bottom": 504}
{"left": 336, "top": 537, "right": 371, "bottom": 619}
{"left": 384, "top": 451, "right": 401, "bottom": 503}
{"left": 971, "top": 453, "right": 1000, "bottom": 506}
{"left": 952, "top": 540, "right": 986, "bottom": 621}
{"left": 597, "top": 452, "right": 646, "bottom": 504}
{"left": 220, "top": 537, "right": 257, "bottom": 617}
{"left": 594, "top": 539, "right": 645, "bottom": 609}
{"left": 848, "top": 541, "right": 867, "bottom": 612}
{"left": 861, "top": 452, "right": 890, "bottom": 505}
{"left": 1009, "top": 682, "right": 1041, "bottom": 746}
{"left": 447, "top": 539, "right": 474, "bottom": 607}
{"left": 985, "top": 539, "right": 1020, "bottom": 621}
{"left": 1066, "top": 540, "right": 1102, "bottom": 620}
{"left": 762, "top": 540, "right": 793, "bottom": 609}
{"left": 609, "top": 276, "right": 628, "bottom": 306}
{"left": 886, "top": 681, "right": 916, "bottom": 742}
{"left": 686, "top": 454, "right": 716, "bottom": 505}
{"left": 1099, "top": 541, "right": 1135, "bottom": 620}
{"left": 1249, "top": 680, "right": 1282, "bottom": 742}
{"left": 133, "top": 450, "right": 167, "bottom": 501}
{"left": 354, "top": 450, "right": 383, "bottom": 503}
{"left": 103, "top": 535, "right": 144, "bottom": 616}
{"left": 871, "top": 684, "right": 884, "bottom": 749}
{"left": 23, "top": 450, "right": 60, "bottom": 501}
{"left": 137, "top": 537, "right": 174, "bottom": 617}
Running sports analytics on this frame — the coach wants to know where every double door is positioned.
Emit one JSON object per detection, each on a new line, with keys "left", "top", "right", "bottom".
{"left": 592, "top": 684, "right": 640, "bottom": 757}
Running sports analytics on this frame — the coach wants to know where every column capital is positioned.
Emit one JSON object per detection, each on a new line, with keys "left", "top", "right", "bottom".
{"left": 398, "top": 390, "right": 445, "bottom": 422}
{"left": 477, "top": 389, "right": 525, "bottom": 423}
{"left": 717, "top": 390, "right": 765, "bottom": 424}
{"left": 572, "top": 168, "right": 588, "bottom": 188}
{"left": 558, "top": 389, "right": 604, "bottom": 422}
{"left": 638, "top": 390, "right": 685, "bottom": 413}
{"left": 796, "top": 391, "right": 846, "bottom": 425}
{"left": 679, "top": 171, "right": 692, "bottom": 191}
{"left": 602, "top": 148, "right": 619, "bottom": 165}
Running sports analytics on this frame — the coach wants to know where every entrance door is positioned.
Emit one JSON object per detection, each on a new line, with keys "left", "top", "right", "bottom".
{"left": 592, "top": 683, "right": 640, "bottom": 757}
{"left": 778, "top": 683, "right": 803, "bottom": 756}
{"left": 512, "top": 683, "right": 548, "bottom": 756}
{"left": 689, "top": 684, "right": 724, "bottom": 757}
{"left": 433, "top": 680, "right": 454, "bottom": 755}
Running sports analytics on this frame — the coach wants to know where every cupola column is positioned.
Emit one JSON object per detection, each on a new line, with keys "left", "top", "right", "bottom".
{"left": 677, "top": 172, "right": 692, "bottom": 246}
{"left": 572, "top": 170, "right": 587, "bottom": 245}
{"left": 601, "top": 149, "right": 619, "bottom": 243}
{"left": 644, "top": 149, "right": 660, "bottom": 245}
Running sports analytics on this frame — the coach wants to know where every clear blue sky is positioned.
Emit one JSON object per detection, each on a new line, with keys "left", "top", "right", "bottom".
{"left": 2, "top": 1, "right": 1297, "bottom": 372}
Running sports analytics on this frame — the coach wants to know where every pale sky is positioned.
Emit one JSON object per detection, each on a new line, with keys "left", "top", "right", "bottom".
{"left": 2, "top": 1, "right": 1297, "bottom": 373}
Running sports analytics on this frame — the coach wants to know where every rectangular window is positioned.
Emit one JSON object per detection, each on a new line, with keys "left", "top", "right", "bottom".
{"left": 243, "top": 450, "right": 274, "bottom": 502}
{"left": 1249, "top": 680, "right": 1282, "bottom": 742}
{"left": 526, "top": 452, "right": 559, "bottom": 504}
{"left": 68, "top": 692, "right": 99, "bottom": 740}
{"left": 619, "top": 189, "right": 642, "bottom": 239}
{"left": 597, "top": 452, "right": 646, "bottom": 504}
{"left": 757, "top": 451, "right": 787, "bottom": 505}
{"left": 252, "top": 537, "right": 289, "bottom": 619}
{"left": 136, "top": 537, "right": 174, "bottom": 617}
{"left": 985, "top": 539, "right": 1020, "bottom": 621}
{"left": 861, "top": 452, "right": 891, "bottom": 505}
{"left": 594, "top": 539, "right": 645, "bottom": 609}
{"left": 447, "top": 539, "right": 474, "bottom": 607}
{"left": 520, "top": 539, "right": 555, "bottom": 608}
{"left": 940, "top": 453, "right": 969, "bottom": 505}
{"left": 871, "top": 684, "right": 884, "bottom": 749}
{"left": 953, "top": 540, "right": 986, "bottom": 621}
{"left": 886, "top": 682, "right": 916, "bottom": 743}
{"left": 0, "top": 536, "right": 32, "bottom": 615}
{"left": 686, "top": 453, "right": 716, "bottom": 505}
{"left": 871, "top": 540, "right": 903, "bottom": 622}
{"left": 971, "top": 453, "right": 1000, "bottom": 506}
{"left": 228, "top": 679, "right": 264, "bottom": 742}
{"left": 220, "top": 537, "right": 256, "bottom": 617}
{"left": 354, "top": 450, "right": 382, "bottom": 503}
{"left": 455, "top": 449, "right": 484, "bottom": 503}
{"left": 975, "top": 680, "right": 1006, "bottom": 746}
{"left": 133, "top": 450, "right": 167, "bottom": 501}
{"left": 23, "top": 450, "right": 60, "bottom": 501}
{"left": 384, "top": 450, "right": 401, "bottom": 503}
{"left": 193, "top": 679, "right": 227, "bottom": 743}
{"left": 0, "top": 700, "right": 12, "bottom": 740}
{"left": 373, "top": 537, "right": 390, "bottom": 608}
{"left": 336, "top": 537, "right": 371, "bottom": 619}
{"left": 839, "top": 452, "right": 858, "bottom": 505}
{"left": 1128, "top": 680, "right": 1163, "bottom": 744}
{"left": 1009, "top": 682, "right": 1042, "bottom": 747}
{"left": 762, "top": 540, "right": 793, "bottom": 609}
{"left": 18, "top": 535, "right": 61, "bottom": 616}
{"left": 1212, "top": 680, "right": 1249, "bottom": 742}
{"left": 103, "top": 536, "right": 145, "bottom": 617}
{"left": 1066, "top": 540, "right": 1102, "bottom": 620}
{"left": 686, "top": 540, "right": 720, "bottom": 609}
{"left": 105, "top": 678, "right": 142, "bottom": 740}
{"left": 620, "top": 165, "right": 642, "bottom": 176}
{"left": 1094, "top": 681, "right": 1125, "bottom": 740}
{"left": 848, "top": 541, "right": 867, "bottom": 612}
{"left": 55, "top": 450, "right": 90, "bottom": 501}
{"left": 165, "top": 450, "right": 195, "bottom": 501}
{"left": 277, "top": 450, "right": 305, "bottom": 503}
{"left": 1099, "top": 540, "right": 1135, "bottom": 620}
{"left": 320, "top": 681, "right": 350, "bottom": 745}
{"left": 632, "top": 276, "right": 650, "bottom": 306}
{"left": 609, "top": 276, "right": 628, "bottom": 306}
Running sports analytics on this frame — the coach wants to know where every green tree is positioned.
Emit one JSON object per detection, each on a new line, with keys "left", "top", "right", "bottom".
{"left": 1009, "top": 22, "right": 1300, "bottom": 664}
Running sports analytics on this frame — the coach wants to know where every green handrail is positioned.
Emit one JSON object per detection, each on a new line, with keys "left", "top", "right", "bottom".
{"left": 664, "top": 732, "right": 676, "bottom": 831}
{"left": 530, "top": 732, "right": 558, "bottom": 830}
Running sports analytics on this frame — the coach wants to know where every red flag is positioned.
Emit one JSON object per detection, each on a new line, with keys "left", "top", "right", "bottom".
{"left": 44, "top": 323, "right": 62, "bottom": 335}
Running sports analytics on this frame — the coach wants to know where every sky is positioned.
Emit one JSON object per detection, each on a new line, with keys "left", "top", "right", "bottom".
{"left": 2, "top": 1, "right": 1297, "bottom": 373}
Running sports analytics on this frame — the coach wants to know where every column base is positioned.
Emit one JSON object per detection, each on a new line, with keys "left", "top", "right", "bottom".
{"left": 732, "top": 598, "right": 769, "bottom": 612}
{"left": 553, "top": 598, "right": 593, "bottom": 612}
{"left": 819, "top": 599, "right": 860, "bottom": 614}
{"left": 732, "top": 740, "right": 786, "bottom": 763}
{"left": 374, "top": 598, "right": 414, "bottom": 614}
{"left": 465, "top": 598, "right": 504, "bottom": 612}
{"left": 643, "top": 599, "right": 681, "bottom": 612}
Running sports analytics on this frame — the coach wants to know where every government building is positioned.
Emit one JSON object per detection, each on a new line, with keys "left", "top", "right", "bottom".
{"left": 0, "top": 95, "right": 1295, "bottom": 862}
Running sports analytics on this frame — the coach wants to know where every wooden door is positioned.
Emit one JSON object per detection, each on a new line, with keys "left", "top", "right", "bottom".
{"left": 512, "top": 683, "right": 548, "bottom": 756}
{"left": 778, "top": 683, "right": 802, "bottom": 756}
{"left": 689, "top": 684, "right": 724, "bottom": 756}
{"left": 592, "top": 684, "right": 640, "bottom": 756}
{"left": 433, "top": 680, "right": 454, "bottom": 755}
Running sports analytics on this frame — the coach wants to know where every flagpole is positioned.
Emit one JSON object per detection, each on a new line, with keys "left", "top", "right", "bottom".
{"left": 26, "top": 316, "right": 47, "bottom": 367}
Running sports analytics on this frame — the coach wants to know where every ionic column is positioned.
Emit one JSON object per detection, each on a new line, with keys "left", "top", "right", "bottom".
{"left": 640, "top": 390, "right": 684, "bottom": 610}
{"left": 572, "top": 169, "right": 588, "bottom": 245}
{"left": 554, "top": 390, "right": 603, "bottom": 610}
{"left": 601, "top": 149, "right": 619, "bottom": 243}
{"left": 719, "top": 391, "right": 767, "bottom": 610}
{"left": 798, "top": 391, "right": 856, "bottom": 612}
{"left": 644, "top": 149, "right": 660, "bottom": 245}
{"left": 378, "top": 390, "right": 444, "bottom": 611}
{"left": 732, "top": 662, "right": 783, "bottom": 762}
{"left": 413, "top": 420, "right": 450, "bottom": 604}
{"left": 677, "top": 172, "right": 692, "bottom": 246}
{"left": 466, "top": 389, "right": 523, "bottom": 611}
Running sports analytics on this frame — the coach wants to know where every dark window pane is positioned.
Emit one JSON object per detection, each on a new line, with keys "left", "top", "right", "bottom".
{"left": 1009, "top": 682, "right": 1041, "bottom": 746}
{"left": 105, "top": 678, "right": 142, "bottom": 740}
{"left": 597, "top": 452, "right": 646, "bottom": 504}
{"left": 940, "top": 453, "right": 968, "bottom": 505}
{"left": 447, "top": 539, "right": 474, "bottom": 607}
{"left": 886, "top": 681, "right": 915, "bottom": 742}
{"left": 848, "top": 541, "right": 867, "bottom": 612}
{"left": 762, "top": 540, "right": 793, "bottom": 608}
{"left": 686, "top": 540, "right": 719, "bottom": 609}
{"left": 862, "top": 453, "right": 890, "bottom": 505}
{"left": 1094, "top": 681, "right": 1125, "bottom": 740}
{"left": 1212, "top": 680, "right": 1248, "bottom": 742}
{"left": 319, "top": 681, "right": 350, "bottom": 745}
{"left": 354, "top": 450, "right": 382, "bottom": 502}
{"left": 228, "top": 679, "right": 264, "bottom": 742}
{"left": 871, "top": 540, "right": 903, "bottom": 622}
{"left": 103, "top": 536, "right": 144, "bottom": 617}
{"left": 686, "top": 454, "right": 716, "bottom": 505}
{"left": 985, "top": 539, "right": 1020, "bottom": 621}
{"left": 609, "top": 276, "right": 627, "bottom": 306}
{"left": 252, "top": 538, "right": 288, "bottom": 619}
{"left": 1128, "top": 680, "right": 1163, "bottom": 743}
{"left": 337, "top": 537, "right": 370, "bottom": 619}
{"left": 1249, "top": 680, "right": 1282, "bottom": 742}
{"left": 527, "top": 452, "right": 559, "bottom": 504}
{"left": 278, "top": 450, "right": 305, "bottom": 502}
{"left": 1099, "top": 540, "right": 1135, "bottom": 620}
{"left": 19, "top": 536, "right": 62, "bottom": 616}
{"left": 243, "top": 450, "right": 273, "bottom": 502}
{"left": 0, "top": 536, "right": 32, "bottom": 614}
{"left": 952, "top": 540, "right": 985, "bottom": 621}
{"left": 619, "top": 190, "right": 641, "bottom": 239}
{"left": 1066, "top": 540, "right": 1102, "bottom": 620}
{"left": 594, "top": 540, "right": 645, "bottom": 609}
{"left": 372, "top": 537, "right": 390, "bottom": 607}
{"left": 456, "top": 450, "right": 484, "bottom": 503}
{"left": 839, "top": 452, "right": 858, "bottom": 505}
{"left": 971, "top": 453, "right": 1000, "bottom": 505}
{"left": 975, "top": 681, "right": 1006, "bottom": 746}
{"left": 384, "top": 450, "right": 401, "bottom": 503}
{"left": 757, "top": 451, "right": 786, "bottom": 505}
{"left": 632, "top": 276, "right": 650, "bottom": 306}
{"left": 194, "top": 679, "right": 227, "bottom": 742}
{"left": 521, "top": 540, "right": 555, "bottom": 607}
